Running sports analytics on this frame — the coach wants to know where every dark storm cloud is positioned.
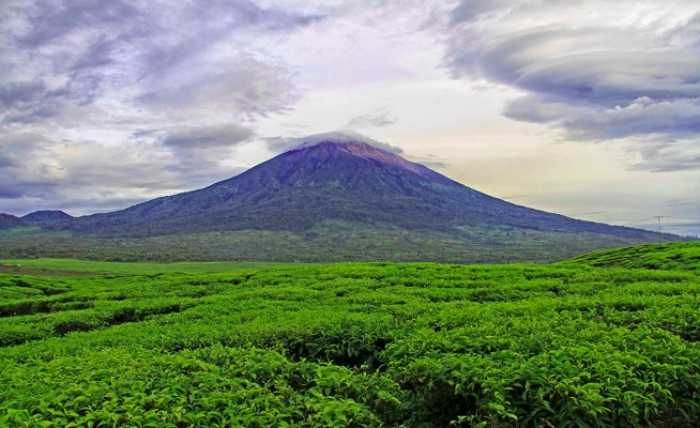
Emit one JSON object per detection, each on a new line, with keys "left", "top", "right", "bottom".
{"left": 443, "top": 0, "right": 700, "bottom": 170}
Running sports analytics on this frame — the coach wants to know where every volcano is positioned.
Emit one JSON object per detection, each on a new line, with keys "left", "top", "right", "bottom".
{"left": 64, "top": 133, "right": 662, "bottom": 239}
{"left": 0, "top": 133, "right": 677, "bottom": 261}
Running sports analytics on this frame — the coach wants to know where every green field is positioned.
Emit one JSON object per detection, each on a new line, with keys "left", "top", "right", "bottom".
{"left": 569, "top": 241, "right": 700, "bottom": 273}
{"left": 1, "top": 243, "right": 700, "bottom": 427}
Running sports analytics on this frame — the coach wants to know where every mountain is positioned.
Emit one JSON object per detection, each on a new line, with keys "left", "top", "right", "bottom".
{"left": 0, "top": 214, "right": 23, "bottom": 230}
{"left": 22, "top": 210, "right": 73, "bottom": 227}
{"left": 0, "top": 210, "right": 73, "bottom": 231}
{"left": 64, "top": 133, "right": 663, "bottom": 240}
{"left": 0, "top": 132, "right": 681, "bottom": 262}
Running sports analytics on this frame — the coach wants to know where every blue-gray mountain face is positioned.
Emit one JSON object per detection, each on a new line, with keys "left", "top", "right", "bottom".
{"left": 0, "top": 213, "right": 25, "bottom": 230}
{"left": 0, "top": 211, "right": 73, "bottom": 230}
{"left": 3, "top": 138, "right": 672, "bottom": 241}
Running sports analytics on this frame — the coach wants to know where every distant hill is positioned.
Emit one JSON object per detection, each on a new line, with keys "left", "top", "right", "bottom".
{"left": 567, "top": 241, "right": 700, "bottom": 272}
{"left": 0, "top": 211, "right": 73, "bottom": 231}
{"left": 0, "top": 214, "right": 23, "bottom": 230}
{"left": 22, "top": 211, "right": 73, "bottom": 228}
{"left": 0, "top": 132, "right": 682, "bottom": 262}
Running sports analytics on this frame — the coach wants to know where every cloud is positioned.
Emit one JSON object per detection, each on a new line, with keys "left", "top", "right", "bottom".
{"left": 448, "top": 0, "right": 511, "bottom": 24}
{"left": 345, "top": 108, "right": 396, "bottom": 129}
{"left": 156, "top": 124, "right": 254, "bottom": 180}
{"left": 0, "top": 127, "right": 252, "bottom": 215}
{"left": 137, "top": 56, "right": 300, "bottom": 120}
{"left": 264, "top": 130, "right": 404, "bottom": 154}
{"left": 12, "top": 0, "right": 141, "bottom": 48}
{"left": 631, "top": 138, "right": 700, "bottom": 172}
{"left": 441, "top": 0, "right": 700, "bottom": 170}
{"left": 504, "top": 95, "right": 700, "bottom": 141}
{"left": 0, "top": 0, "right": 321, "bottom": 214}
{"left": 0, "top": 81, "right": 47, "bottom": 109}
{"left": 0, "top": 80, "right": 79, "bottom": 124}
{"left": 160, "top": 124, "right": 254, "bottom": 149}
{"left": 0, "top": 0, "right": 320, "bottom": 123}
{"left": 0, "top": 133, "right": 63, "bottom": 203}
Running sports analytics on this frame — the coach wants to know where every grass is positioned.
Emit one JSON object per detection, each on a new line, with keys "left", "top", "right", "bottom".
{"left": 0, "top": 258, "right": 288, "bottom": 275}
{"left": 568, "top": 241, "right": 700, "bottom": 273}
{"left": 1, "top": 243, "right": 699, "bottom": 426}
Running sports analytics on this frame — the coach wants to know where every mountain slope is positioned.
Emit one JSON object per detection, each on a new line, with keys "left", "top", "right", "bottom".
{"left": 22, "top": 210, "right": 73, "bottom": 228}
{"left": 63, "top": 135, "right": 666, "bottom": 242}
{"left": 0, "top": 214, "right": 23, "bottom": 230}
{"left": 566, "top": 242, "right": 700, "bottom": 272}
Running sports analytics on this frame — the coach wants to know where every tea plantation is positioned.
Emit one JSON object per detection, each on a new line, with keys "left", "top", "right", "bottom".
{"left": 1, "top": 243, "right": 699, "bottom": 427}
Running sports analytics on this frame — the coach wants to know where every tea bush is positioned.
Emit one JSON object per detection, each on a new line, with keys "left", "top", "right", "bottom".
{"left": 1, "top": 245, "right": 699, "bottom": 426}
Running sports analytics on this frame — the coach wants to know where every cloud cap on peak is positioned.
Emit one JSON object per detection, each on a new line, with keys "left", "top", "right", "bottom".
{"left": 264, "top": 130, "right": 404, "bottom": 154}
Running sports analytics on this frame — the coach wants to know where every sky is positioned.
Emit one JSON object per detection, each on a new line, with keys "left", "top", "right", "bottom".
{"left": 1, "top": 0, "right": 699, "bottom": 235}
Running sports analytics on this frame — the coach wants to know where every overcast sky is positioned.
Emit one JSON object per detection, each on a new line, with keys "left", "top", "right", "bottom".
{"left": 1, "top": 0, "right": 699, "bottom": 235}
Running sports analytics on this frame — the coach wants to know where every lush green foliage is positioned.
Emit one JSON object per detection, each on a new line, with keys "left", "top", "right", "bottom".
{"left": 569, "top": 241, "right": 700, "bottom": 273}
{"left": 1, "top": 245, "right": 700, "bottom": 426}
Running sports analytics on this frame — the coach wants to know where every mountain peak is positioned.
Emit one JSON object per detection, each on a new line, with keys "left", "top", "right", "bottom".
{"left": 291, "top": 131, "right": 384, "bottom": 148}
{"left": 282, "top": 131, "right": 433, "bottom": 177}
{"left": 0, "top": 213, "right": 23, "bottom": 230}
{"left": 21, "top": 210, "right": 73, "bottom": 227}
{"left": 22, "top": 210, "right": 72, "bottom": 220}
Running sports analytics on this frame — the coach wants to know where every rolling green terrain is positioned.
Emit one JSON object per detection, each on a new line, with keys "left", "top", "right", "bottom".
{"left": 569, "top": 241, "right": 700, "bottom": 273}
{"left": 1, "top": 243, "right": 700, "bottom": 427}
{"left": 0, "top": 221, "right": 666, "bottom": 263}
